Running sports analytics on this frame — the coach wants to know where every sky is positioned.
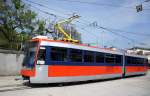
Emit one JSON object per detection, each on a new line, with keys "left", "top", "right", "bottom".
{"left": 23, "top": 0, "right": 150, "bottom": 49}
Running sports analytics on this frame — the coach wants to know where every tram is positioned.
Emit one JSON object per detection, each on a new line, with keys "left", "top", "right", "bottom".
{"left": 20, "top": 36, "right": 148, "bottom": 84}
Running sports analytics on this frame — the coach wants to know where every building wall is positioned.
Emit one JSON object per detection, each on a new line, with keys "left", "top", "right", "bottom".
{"left": 0, "top": 50, "right": 24, "bottom": 76}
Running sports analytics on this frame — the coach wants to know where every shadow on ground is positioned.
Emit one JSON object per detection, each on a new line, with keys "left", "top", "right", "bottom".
{"left": 0, "top": 74, "right": 145, "bottom": 92}
{"left": 26, "top": 74, "right": 145, "bottom": 88}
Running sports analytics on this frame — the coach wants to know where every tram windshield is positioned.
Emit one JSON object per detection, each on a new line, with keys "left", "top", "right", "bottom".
{"left": 22, "top": 41, "right": 39, "bottom": 68}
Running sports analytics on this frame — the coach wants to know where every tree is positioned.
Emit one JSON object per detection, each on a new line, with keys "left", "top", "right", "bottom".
{"left": 0, "top": 0, "right": 46, "bottom": 50}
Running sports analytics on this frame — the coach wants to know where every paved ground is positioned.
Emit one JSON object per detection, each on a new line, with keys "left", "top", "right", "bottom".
{"left": 0, "top": 71, "right": 150, "bottom": 96}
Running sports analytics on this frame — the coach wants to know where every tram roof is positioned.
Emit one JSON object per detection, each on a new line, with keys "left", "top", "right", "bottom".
{"left": 34, "top": 38, "right": 124, "bottom": 55}
{"left": 32, "top": 38, "right": 147, "bottom": 58}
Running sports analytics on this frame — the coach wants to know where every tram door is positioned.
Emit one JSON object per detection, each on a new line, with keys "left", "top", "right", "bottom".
{"left": 37, "top": 47, "right": 46, "bottom": 65}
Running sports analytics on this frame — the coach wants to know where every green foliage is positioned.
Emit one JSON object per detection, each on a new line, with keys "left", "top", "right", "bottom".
{"left": 12, "top": 0, "right": 21, "bottom": 9}
{"left": 0, "top": 0, "right": 46, "bottom": 50}
{"left": 36, "top": 20, "right": 46, "bottom": 35}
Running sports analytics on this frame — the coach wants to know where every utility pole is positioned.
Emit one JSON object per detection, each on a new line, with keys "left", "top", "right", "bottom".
{"left": 102, "top": 31, "right": 104, "bottom": 48}
{"left": 132, "top": 40, "right": 135, "bottom": 50}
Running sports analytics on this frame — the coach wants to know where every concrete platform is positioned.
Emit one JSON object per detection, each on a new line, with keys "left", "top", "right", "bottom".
{"left": 0, "top": 71, "right": 150, "bottom": 96}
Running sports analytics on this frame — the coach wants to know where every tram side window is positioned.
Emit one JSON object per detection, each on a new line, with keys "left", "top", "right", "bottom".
{"left": 105, "top": 53, "right": 115, "bottom": 63}
{"left": 141, "top": 58, "right": 144, "bottom": 64}
{"left": 96, "top": 52, "right": 104, "bottom": 63}
{"left": 127, "top": 56, "right": 132, "bottom": 64}
{"left": 38, "top": 47, "right": 46, "bottom": 61}
{"left": 70, "top": 49, "right": 82, "bottom": 62}
{"left": 132, "top": 57, "right": 137, "bottom": 64}
{"left": 137, "top": 58, "right": 144, "bottom": 64}
{"left": 84, "top": 51, "right": 94, "bottom": 63}
{"left": 136, "top": 58, "right": 140, "bottom": 64}
{"left": 115, "top": 55, "right": 122, "bottom": 64}
{"left": 51, "top": 47, "right": 67, "bottom": 61}
{"left": 142, "top": 58, "right": 145, "bottom": 64}
{"left": 132, "top": 57, "right": 140, "bottom": 64}
{"left": 127, "top": 57, "right": 144, "bottom": 64}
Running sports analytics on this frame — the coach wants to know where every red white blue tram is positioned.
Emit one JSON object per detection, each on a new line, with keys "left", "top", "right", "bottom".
{"left": 21, "top": 37, "right": 148, "bottom": 84}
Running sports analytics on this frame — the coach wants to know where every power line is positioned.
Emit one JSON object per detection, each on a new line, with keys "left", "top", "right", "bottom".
{"left": 56, "top": 0, "right": 150, "bottom": 11}
{"left": 77, "top": 26, "right": 114, "bottom": 47}
{"left": 24, "top": 0, "right": 150, "bottom": 47}
{"left": 74, "top": 19, "right": 149, "bottom": 46}
{"left": 25, "top": 0, "right": 150, "bottom": 23}
{"left": 76, "top": 20, "right": 150, "bottom": 38}
{"left": 94, "top": 27, "right": 150, "bottom": 37}
{"left": 78, "top": 22, "right": 150, "bottom": 48}
{"left": 79, "top": 22, "right": 127, "bottom": 48}
{"left": 100, "top": 27, "right": 150, "bottom": 37}
{"left": 23, "top": 2, "right": 68, "bottom": 24}
{"left": 143, "top": 0, "right": 150, "bottom": 3}
{"left": 25, "top": 0, "right": 85, "bottom": 21}
{"left": 28, "top": 4, "right": 57, "bottom": 17}
{"left": 77, "top": 19, "right": 148, "bottom": 46}
{"left": 76, "top": 19, "right": 150, "bottom": 37}
{"left": 75, "top": 22, "right": 101, "bottom": 39}
{"left": 76, "top": 21, "right": 137, "bottom": 46}
{"left": 96, "top": 26, "right": 148, "bottom": 46}
{"left": 25, "top": 0, "right": 90, "bottom": 27}
{"left": 25, "top": 0, "right": 71, "bottom": 16}
{"left": 57, "top": 0, "right": 133, "bottom": 8}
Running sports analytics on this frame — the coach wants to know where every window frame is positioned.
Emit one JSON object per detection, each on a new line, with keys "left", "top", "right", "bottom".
{"left": 115, "top": 55, "right": 122, "bottom": 64}
{"left": 95, "top": 52, "right": 105, "bottom": 63}
{"left": 105, "top": 53, "right": 116, "bottom": 64}
{"left": 50, "top": 47, "right": 68, "bottom": 62}
{"left": 83, "top": 51, "right": 94, "bottom": 63}
{"left": 69, "top": 49, "right": 83, "bottom": 62}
